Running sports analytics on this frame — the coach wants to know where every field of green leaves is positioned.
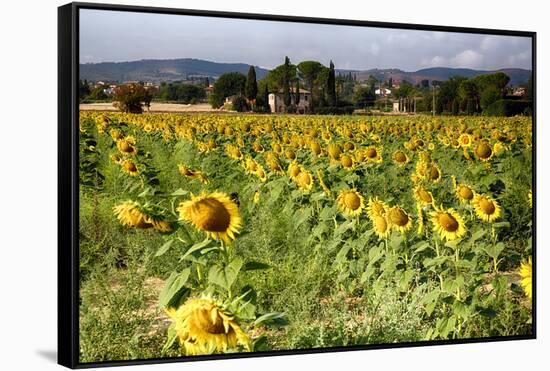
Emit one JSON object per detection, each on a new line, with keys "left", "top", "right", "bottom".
{"left": 78, "top": 111, "right": 533, "bottom": 363}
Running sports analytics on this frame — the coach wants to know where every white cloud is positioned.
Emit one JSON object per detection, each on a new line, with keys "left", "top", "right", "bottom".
{"left": 370, "top": 43, "right": 381, "bottom": 56}
{"left": 450, "top": 50, "right": 483, "bottom": 68}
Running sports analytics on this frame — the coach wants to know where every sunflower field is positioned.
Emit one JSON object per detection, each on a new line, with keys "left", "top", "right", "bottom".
{"left": 78, "top": 111, "right": 533, "bottom": 362}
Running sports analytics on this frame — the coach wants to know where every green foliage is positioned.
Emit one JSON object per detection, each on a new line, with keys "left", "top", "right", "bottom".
{"left": 483, "top": 99, "right": 532, "bottom": 116}
{"left": 210, "top": 72, "right": 246, "bottom": 108}
{"left": 157, "top": 82, "right": 205, "bottom": 103}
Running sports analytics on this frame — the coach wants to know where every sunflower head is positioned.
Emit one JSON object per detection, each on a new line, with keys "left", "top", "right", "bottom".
{"left": 414, "top": 186, "right": 434, "bottom": 206}
{"left": 295, "top": 169, "right": 313, "bottom": 192}
{"left": 372, "top": 215, "right": 390, "bottom": 239}
{"left": 388, "top": 206, "right": 412, "bottom": 233}
{"left": 519, "top": 257, "right": 532, "bottom": 299}
{"left": 456, "top": 184, "right": 475, "bottom": 203}
{"left": 337, "top": 189, "right": 365, "bottom": 217}
{"left": 340, "top": 154, "right": 355, "bottom": 169}
{"left": 458, "top": 133, "right": 472, "bottom": 147}
{"left": 113, "top": 201, "right": 150, "bottom": 228}
{"left": 166, "top": 297, "right": 250, "bottom": 356}
{"left": 472, "top": 194, "right": 501, "bottom": 222}
{"left": 177, "top": 191, "right": 242, "bottom": 244}
{"left": 367, "top": 197, "right": 388, "bottom": 219}
{"left": 365, "top": 146, "right": 382, "bottom": 163}
{"left": 430, "top": 207, "right": 467, "bottom": 241}
{"left": 475, "top": 141, "right": 493, "bottom": 161}
{"left": 392, "top": 150, "right": 409, "bottom": 166}
{"left": 121, "top": 160, "right": 139, "bottom": 176}
{"left": 287, "top": 161, "right": 302, "bottom": 180}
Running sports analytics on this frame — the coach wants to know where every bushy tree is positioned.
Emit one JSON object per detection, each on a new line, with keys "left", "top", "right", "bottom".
{"left": 113, "top": 83, "right": 152, "bottom": 114}
{"left": 210, "top": 72, "right": 246, "bottom": 108}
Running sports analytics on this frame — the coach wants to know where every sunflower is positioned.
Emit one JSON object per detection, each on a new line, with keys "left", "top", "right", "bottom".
{"left": 285, "top": 148, "right": 296, "bottom": 160}
{"left": 113, "top": 201, "right": 172, "bottom": 232}
{"left": 309, "top": 140, "right": 322, "bottom": 156}
{"left": 456, "top": 184, "right": 475, "bottom": 203}
{"left": 472, "top": 194, "right": 501, "bottom": 222}
{"left": 474, "top": 141, "right": 493, "bottom": 161}
{"left": 287, "top": 161, "right": 302, "bottom": 181}
{"left": 528, "top": 190, "right": 532, "bottom": 208}
{"left": 254, "top": 165, "right": 267, "bottom": 183}
{"left": 365, "top": 146, "right": 382, "bottom": 163}
{"left": 458, "top": 133, "right": 473, "bottom": 147}
{"left": 367, "top": 197, "right": 388, "bottom": 220}
{"left": 430, "top": 207, "right": 467, "bottom": 241}
{"left": 427, "top": 164, "right": 442, "bottom": 183}
{"left": 413, "top": 186, "right": 434, "bottom": 206}
{"left": 372, "top": 215, "right": 391, "bottom": 239}
{"left": 121, "top": 159, "right": 139, "bottom": 176}
{"left": 166, "top": 297, "right": 250, "bottom": 356}
{"left": 392, "top": 150, "right": 409, "bottom": 166}
{"left": 295, "top": 169, "right": 314, "bottom": 192}
{"left": 110, "top": 153, "right": 122, "bottom": 163}
{"left": 340, "top": 154, "right": 355, "bottom": 170}
{"left": 416, "top": 202, "right": 424, "bottom": 235}
{"left": 327, "top": 143, "right": 342, "bottom": 161}
{"left": 519, "top": 257, "right": 532, "bottom": 299}
{"left": 117, "top": 137, "right": 137, "bottom": 155}
{"left": 177, "top": 191, "right": 242, "bottom": 244}
{"left": 387, "top": 205, "right": 412, "bottom": 233}
{"left": 336, "top": 189, "right": 365, "bottom": 217}
{"left": 178, "top": 164, "right": 209, "bottom": 184}
{"left": 110, "top": 128, "right": 124, "bottom": 141}
{"left": 113, "top": 201, "right": 150, "bottom": 228}
{"left": 252, "top": 141, "right": 264, "bottom": 153}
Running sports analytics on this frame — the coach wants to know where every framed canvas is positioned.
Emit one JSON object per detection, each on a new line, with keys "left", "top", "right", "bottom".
{"left": 58, "top": 2, "right": 536, "bottom": 368}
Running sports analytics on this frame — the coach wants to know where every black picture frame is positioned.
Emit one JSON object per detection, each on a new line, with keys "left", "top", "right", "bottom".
{"left": 58, "top": 2, "right": 536, "bottom": 368}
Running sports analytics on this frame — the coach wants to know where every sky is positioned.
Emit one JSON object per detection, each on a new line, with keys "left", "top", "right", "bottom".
{"left": 80, "top": 9, "right": 532, "bottom": 71}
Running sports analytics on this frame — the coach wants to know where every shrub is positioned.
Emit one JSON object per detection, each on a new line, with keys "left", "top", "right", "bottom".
{"left": 113, "top": 83, "right": 152, "bottom": 114}
{"left": 483, "top": 100, "right": 532, "bottom": 117}
{"left": 231, "top": 96, "right": 249, "bottom": 112}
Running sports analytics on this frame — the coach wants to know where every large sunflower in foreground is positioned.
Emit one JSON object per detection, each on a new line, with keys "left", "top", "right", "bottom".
{"left": 177, "top": 191, "right": 242, "bottom": 244}
{"left": 336, "top": 189, "right": 365, "bottom": 217}
{"left": 519, "top": 257, "right": 532, "bottom": 299}
{"left": 166, "top": 297, "right": 250, "bottom": 356}
{"left": 430, "top": 207, "right": 467, "bottom": 241}
{"left": 472, "top": 194, "right": 501, "bottom": 222}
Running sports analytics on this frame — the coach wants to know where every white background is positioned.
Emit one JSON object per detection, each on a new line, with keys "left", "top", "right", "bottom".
{"left": 0, "top": 0, "right": 546, "bottom": 370}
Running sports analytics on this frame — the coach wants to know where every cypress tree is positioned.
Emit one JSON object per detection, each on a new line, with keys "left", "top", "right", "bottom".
{"left": 327, "top": 60, "right": 336, "bottom": 107}
{"left": 283, "top": 56, "right": 291, "bottom": 108}
{"left": 245, "top": 66, "right": 258, "bottom": 102}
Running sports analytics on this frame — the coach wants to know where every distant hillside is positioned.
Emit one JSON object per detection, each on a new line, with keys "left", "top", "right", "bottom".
{"left": 80, "top": 58, "right": 269, "bottom": 82}
{"left": 80, "top": 58, "right": 531, "bottom": 86}
{"left": 342, "top": 67, "right": 531, "bottom": 86}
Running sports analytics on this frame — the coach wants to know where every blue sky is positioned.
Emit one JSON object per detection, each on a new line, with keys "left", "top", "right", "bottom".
{"left": 80, "top": 9, "right": 532, "bottom": 71}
